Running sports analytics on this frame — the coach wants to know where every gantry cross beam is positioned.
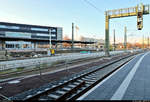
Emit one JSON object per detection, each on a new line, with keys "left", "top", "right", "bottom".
{"left": 105, "top": 4, "right": 149, "bottom": 56}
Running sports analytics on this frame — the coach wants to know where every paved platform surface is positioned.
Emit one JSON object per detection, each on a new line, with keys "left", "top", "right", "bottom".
{"left": 78, "top": 51, "right": 150, "bottom": 100}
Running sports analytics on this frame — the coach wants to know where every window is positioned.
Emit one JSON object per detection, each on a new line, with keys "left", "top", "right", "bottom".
{"left": 0, "top": 25, "right": 19, "bottom": 29}
{"left": 36, "top": 33, "right": 49, "bottom": 37}
{"left": 5, "top": 32, "right": 31, "bottom": 38}
{"left": 31, "top": 28, "right": 48, "bottom": 32}
{"left": 51, "top": 29, "right": 56, "bottom": 33}
{"left": 6, "top": 44, "right": 14, "bottom": 48}
{"left": 0, "top": 25, "right": 6, "bottom": 28}
{"left": 36, "top": 33, "right": 56, "bottom": 37}
{"left": 6, "top": 26, "right": 19, "bottom": 29}
{"left": 51, "top": 34, "right": 56, "bottom": 37}
{"left": 19, "top": 26, "right": 31, "bottom": 30}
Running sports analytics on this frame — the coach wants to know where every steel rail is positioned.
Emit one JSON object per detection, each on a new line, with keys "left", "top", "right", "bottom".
{"left": 16, "top": 52, "right": 139, "bottom": 101}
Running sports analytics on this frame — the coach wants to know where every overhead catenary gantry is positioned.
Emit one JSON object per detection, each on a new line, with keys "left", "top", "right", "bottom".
{"left": 105, "top": 4, "right": 149, "bottom": 56}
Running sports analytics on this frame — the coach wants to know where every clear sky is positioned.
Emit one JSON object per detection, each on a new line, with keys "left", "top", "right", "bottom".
{"left": 0, "top": 0, "right": 150, "bottom": 43}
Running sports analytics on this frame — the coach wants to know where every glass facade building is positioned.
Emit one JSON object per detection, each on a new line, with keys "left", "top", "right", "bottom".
{"left": 0, "top": 22, "right": 63, "bottom": 50}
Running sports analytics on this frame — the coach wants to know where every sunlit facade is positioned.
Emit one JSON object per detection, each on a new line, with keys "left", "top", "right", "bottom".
{"left": 0, "top": 22, "right": 63, "bottom": 50}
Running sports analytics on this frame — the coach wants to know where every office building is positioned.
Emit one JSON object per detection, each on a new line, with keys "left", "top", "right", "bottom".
{"left": 0, "top": 22, "right": 63, "bottom": 50}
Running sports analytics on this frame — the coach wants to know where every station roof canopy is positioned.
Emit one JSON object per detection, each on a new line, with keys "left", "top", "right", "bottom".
{"left": 0, "top": 36, "right": 95, "bottom": 44}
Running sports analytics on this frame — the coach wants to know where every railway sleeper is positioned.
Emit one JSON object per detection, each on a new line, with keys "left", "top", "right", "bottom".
{"left": 83, "top": 77, "right": 98, "bottom": 80}
{"left": 85, "top": 75, "right": 97, "bottom": 79}
{"left": 49, "top": 81, "right": 85, "bottom": 101}
{"left": 35, "top": 81, "right": 85, "bottom": 101}
{"left": 11, "top": 53, "right": 137, "bottom": 101}
{"left": 67, "top": 56, "right": 134, "bottom": 100}
{"left": 82, "top": 78, "right": 97, "bottom": 82}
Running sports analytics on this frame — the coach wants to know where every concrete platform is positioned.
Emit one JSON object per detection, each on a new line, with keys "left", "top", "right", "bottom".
{"left": 78, "top": 51, "right": 150, "bottom": 100}
{"left": 0, "top": 51, "right": 125, "bottom": 71}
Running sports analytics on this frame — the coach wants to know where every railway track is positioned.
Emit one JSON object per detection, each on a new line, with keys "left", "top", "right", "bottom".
{"left": 11, "top": 52, "right": 139, "bottom": 101}
{"left": 0, "top": 53, "right": 120, "bottom": 81}
{"left": 0, "top": 93, "right": 11, "bottom": 102}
